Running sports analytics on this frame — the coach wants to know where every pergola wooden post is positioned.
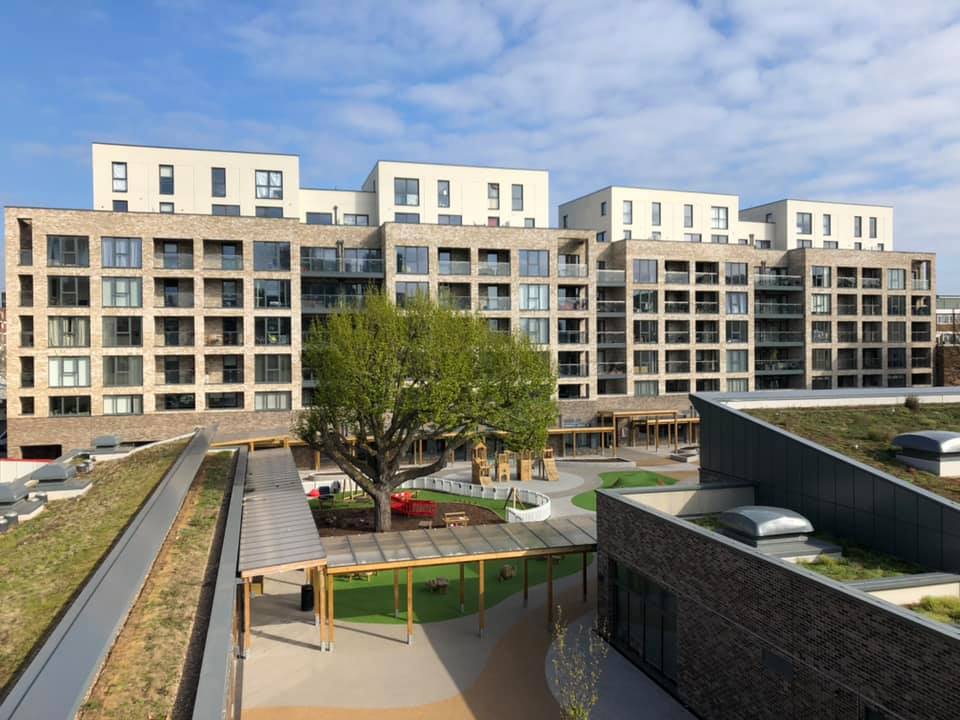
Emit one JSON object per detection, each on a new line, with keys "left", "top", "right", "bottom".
{"left": 406, "top": 566, "right": 414, "bottom": 645}
{"left": 317, "top": 568, "right": 327, "bottom": 651}
{"left": 394, "top": 569, "right": 400, "bottom": 618}
{"left": 522, "top": 558, "right": 529, "bottom": 608}
{"left": 327, "top": 572, "right": 335, "bottom": 651}
{"left": 242, "top": 577, "right": 252, "bottom": 653}
{"left": 478, "top": 559, "right": 486, "bottom": 637}
{"left": 581, "top": 552, "right": 588, "bottom": 601}
{"left": 546, "top": 554, "right": 554, "bottom": 630}
{"left": 459, "top": 564, "right": 465, "bottom": 613}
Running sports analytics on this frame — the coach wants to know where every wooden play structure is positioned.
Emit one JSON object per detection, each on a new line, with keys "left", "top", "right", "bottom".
{"left": 542, "top": 447, "right": 559, "bottom": 482}
{"left": 496, "top": 452, "right": 511, "bottom": 483}
{"left": 471, "top": 441, "right": 492, "bottom": 486}
{"left": 517, "top": 449, "right": 533, "bottom": 482}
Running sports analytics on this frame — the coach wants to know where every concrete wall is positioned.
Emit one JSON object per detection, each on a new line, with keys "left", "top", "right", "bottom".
{"left": 741, "top": 199, "right": 893, "bottom": 252}
{"left": 298, "top": 188, "right": 378, "bottom": 224}
{"left": 623, "top": 483, "right": 755, "bottom": 516}
{"left": 692, "top": 393, "right": 960, "bottom": 572}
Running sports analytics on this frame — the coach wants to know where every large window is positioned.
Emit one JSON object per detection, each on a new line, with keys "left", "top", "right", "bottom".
{"left": 49, "top": 357, "right": 90, "bottom": 387}
{"left": 103, "top": 316, "right": 143, "bottom": 347}
{"left": 159, "top": 164, "right": 174, "bottom": 195}
{"left": 711, "top": 206, "right": 728, "bottom": 230}
{"left": 343, "top": 213, "right": 369, "bottom": 226}
{"left": 519, "top": 250, "right": 549, "bottom": 277}
{"left": 437, "top": 179, "right": 450, "bottom": 208}
{"left": 211, "top": 167, "right": 226, "bottom": 197}
{"left": 207, "top": 392, "right": 245, "bottom": 410}
{"left": 726, "top": 349, "right": 748, "bottom": 373}
{"left": 610, "top": 561, "right": 678, "bottom": 684}
{"left": 488, "top": 183, "right": 500, "bottom": 210}
{"left": 254, "top": 279, "right": 291, "bottom": 308}
{"left": 520, "top": 284, "right": 549, "bottom": 311}
{"left": 724, "top": 262, "right": 747, "bottom": 285}
{"left": 519, "top": 317, "right": 548, "bottom": 344}
{"left": 49, "top": 276, "right": 90, "bottom": 307}
{"left": 48, "top": 235, "right": 89, "bottom": 267}
{"left": 438, "top": 214, "right": 462, "bottom": 225}
{"left": 511, "top": 184, "right": 523, "bottom": 211}
{"left": 683, "top": 204, "right": 693, "bottom": 228}
{"left": 796, "top": 212, "right": 812, "bottom": 234}
{"left": 306, "top": 212, "right": 333, "bottom": 225}
{"left": 635, "top": 380, "right": 658, "bottom": 397}
{"left": 104, "top": 395, "right": 143, "bottom": 416}
{"left": 48, "top": 317, "right": 90, "bottom": 348}
{"left": 634, "top": 290, "right": 657, "bottom": 313}
{"left": 255, "top": 317, "right": 291, "bottom": 345}
{"left": 811, "top": 266, "right": 831, "bottom": 288}
{"left": 725, "top": 292, "right": 748, "bottom": 315}
{"left": 888, "top": 268, "right": 906, "bottom": 290}
{"left": 854, "top": 215, "right": 862, "bottom": 237}
{"left": 255, "top": 354, "right": 292, "bottom": 383}
{"left": 50, "top": 396, "right": 91, "bottom": 417}
{"left": 212, "top": 203, "right": 241, "bottom": 216}
{"left": 255, "top": 206, "right": 283, "bottom": 218}
{"left": 396, "top": 246, "right": 429, "bottom": 274}
{"left": 727, "top": 378, "right": 749, "bottom": 392}
{"left": 869, "top": 216, "right": 877, "bottom": 238}
{"left": 255, "top": 170, "right": 283, "bottom": 199}
{"left": 633, "top": 259, "right": 657, "bottom": 283}
{"left": 255, "top": 391, "right": 292, "bottom": 411}
{"left": 102, "top": 237, "right": 142, "bottom": 268}
{"left": 112, "top": 161, "right": 127, "bottom": 192}
{"left": 726, "top": 320, "right": 748, "bottom": 343}
{"left": 623, "top": 200, "right": 633, "bottom": 225}
{"left": 812, "top": 321, "right": 832, "bottom": 342}
{"left": 157, "top": 393, "right": 196, "bottom": 411}
{"left": 888, "top": 295, "right": 906, "bottom": 316}
{"left": 102, "top": 277, "right": 142, "bottom": 308}
{"left": 396, "top": 282, "right": 429, "bottom": 306}
{"left": 254, "top": 241, "right": 291, "bottom": 271}
{"left": 104, "top": 356, "right": 143, "bottom": 386}
{"left": 394, "top": 177, "right": 419, "bottom": 206}
{"left": 811, "top": 294, "right": 832, "bottom": 314}
{"left": 652, "top": 202, "right": 661, "bottom": 226}
{"left": 394, "top": 212, "right": 420, "bottom": 224}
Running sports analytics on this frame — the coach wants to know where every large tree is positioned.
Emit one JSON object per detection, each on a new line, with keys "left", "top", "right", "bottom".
{"left": 296, "top": 292, "right": 557, "bottom": 531}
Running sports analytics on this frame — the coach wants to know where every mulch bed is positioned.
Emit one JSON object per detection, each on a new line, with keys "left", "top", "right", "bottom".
{"left": 314, "top": 502, "right": 503, "bottom": 537}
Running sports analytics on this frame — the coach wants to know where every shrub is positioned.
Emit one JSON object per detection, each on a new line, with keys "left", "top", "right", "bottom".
{"left": 904, "top": 395, "right": 921, "bottom": 412}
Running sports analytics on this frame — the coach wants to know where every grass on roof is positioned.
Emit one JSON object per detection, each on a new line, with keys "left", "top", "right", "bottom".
{"left": 909, "top": 595, "right": 960, "bottom": 628}
{"left": 571, "top": 470, "right": 677, "bottom": 512}
{"left": 0, "top": 440, "right": 188, "bottom": 695}
{"left": 750, "top": 403, "right": 960, "bottom": 504}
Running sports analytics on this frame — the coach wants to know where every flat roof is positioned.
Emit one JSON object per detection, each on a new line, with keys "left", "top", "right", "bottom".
{"left": 369, "top": 158, "right": 550, "bottom": 174}
{"left": 741, "top": 198, "right": 893, "bottom": 210}
{"left": 92, "top": 141, "right": 299, "bottom": 157}
{"left": 238, "top": 448, "right": 326, "bottom": 577}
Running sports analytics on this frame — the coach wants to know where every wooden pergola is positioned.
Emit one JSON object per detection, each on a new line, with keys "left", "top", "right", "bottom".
{"left": 596, "top": 410, "right": 700, "bottom": 452}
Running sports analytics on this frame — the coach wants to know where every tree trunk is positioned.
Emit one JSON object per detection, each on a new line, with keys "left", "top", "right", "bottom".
{"left": 373, "top": 488, "right": 393, "bottom": 532}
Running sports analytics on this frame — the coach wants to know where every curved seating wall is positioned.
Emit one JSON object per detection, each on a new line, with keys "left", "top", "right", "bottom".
{"left": 398, "top": 476, "right": 552, "bottom": 522}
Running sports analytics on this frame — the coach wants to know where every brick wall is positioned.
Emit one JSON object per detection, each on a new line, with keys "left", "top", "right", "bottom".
{"left": 935, "top": 345, "right": 960, "bottom": 385}
{"left": 597, "top": 491, "right": 960, "bottom": 720}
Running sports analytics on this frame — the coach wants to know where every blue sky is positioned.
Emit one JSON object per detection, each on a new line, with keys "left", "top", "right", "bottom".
{"left": 2, "top": 0, "right": 959, "bottom": 289}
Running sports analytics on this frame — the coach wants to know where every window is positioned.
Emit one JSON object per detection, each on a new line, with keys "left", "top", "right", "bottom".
{"left": 726, "top": 349, "right": 748, "bottom": 373}
{"left": 596, "top": 231, "right": 606, "bottom": 243}
{"left": 562, "top": 214, "right": 568, "bottom": 229}
{"left": 49, "top": 276, "right": 90, "bottom": 307}
{"left": 20, "top": 316, "right": 34, "bottom": 347}
{"left": 488, "top": 216, "right": 501, "bottom": 227}
{"left": 394, "top": 177, "right": 419, "bottom": 206}
{"left": 212, "top": 203, "right": 240, "bottom": 216}
{"left": 633, "top": 259, "right": 657, "bottom": 283}
{"left": 512, "top": 184, "right": 523, "bottom": 211}
{"left": 665, "top": 379, "right": 689, "bottom": 394}
{"left": 888, "top": 269, "right": 906, "bottom": 290}
{"left": 623, "top": 200, "right": 633, "bottom": 225}
{"left": 306, "top": 212, "right": 333, "bottom": 225}
{"left": 710, "top": 235, "right": 728, "bottom": 244}
{"left": 437, "top": 179, "right": 450, "bottom": 208}
{"left": 113, "top": 200, "right": 128, "bottom": 212}
{"left": 104, "top": 395, "right": 143, "bottom": 415}
{"left": 520, "top": 284, "right": 549, "bottom": 311}
{"left": 438, "top": 214, "right": 462, "bottom": 225}
{"left": 519, "top": 250, "right": 549, "bottom": 277}
{"left": 256, "top": 391, "right": 292, "bottom": 411}
{"left": 395, "top": 212, "right": 420, "bottom": 224}
{"left": 47, "top": 316, "right": 89, "bottom": 347}
{"left": 634, "top": 351, "right": 658, "bottom": 374}
{"left": 812, "top": 321, "right": 832, "bottom": 342}
{"left": 396, "top": 246, "right": 429, "bottom": 274}
{"left": 812, "top": 294, "right": 832, "bottom": 314}
{"left": 854, "top": 241, "right": 863, "bottom": 250}
{"left": 724, "top": 262, "right": 747, "bottom": 285}
{"left": 159, "top": 164, "right": 174, "bottom": 194}
{"left": 600, "top": 201, "right": 607, "bottom": 217}
{"left": 824, "top": 240, "right": 838, "bottom": 249}
{"left": 727, "top": 378, "right": 749, "bottom": 392}
{"left": 888, "top": 295, "right": 906, "bottom": 316}
{"left": 811, "top": 266, "right": 831, "bottom": 288}
{"left": 254, "top": 279, "right": 291, "bottom": 308}
{"left": 652, "top": 202, "right": 661, "bottom": 226}
{"left": 112, "top": 161, "right": 127, "bottom": 192}
{"left": 635, "top": 320, "right": 658, "bottom": 343}
{"left": 343, "top": 213, "right": 369, "bottom": 226}
{"left": 255, "top": 317, "right": 291, "bottom": 345}
{"left": 651, "top": 231, "right": 661, "bottom": 240}
{"left": 684, "top": 233, "right": 701, "bottom": 243}
{"left": 726, "top": 320, "right": 748, "bottom": 343}
{"left": 869, "top": 216, "right": 877, "bottom": 238}
{"left": 21, "top": 397, "right": 35, "bottom": 416}
{"left": 395, "top": 282, "right": 429, "bottom": 306}
{"left": 255, "top": 206, "right": 282, "bottom": 218}
{"left": 159, "top": 202, "right": 174, "bottom": 214}
{"left": 623, "top": 230, "right": 632, "bottom": 240}
{"left": 19, "top": 275, "right": 33, "bottom": 307}
{"left": 519, "top": 317, "right": 549, "bottom": 344}
{"left": 103, "top": 316, "right": 142, "bottom": 347}
{"left": 254, "top": 241, "right": 291, "bottom": 271}
{"left": 888, "top": 321, "right": 906, "bottom": 343}
{"left": 20, "top": 358, "right": 34, "bottom": 388}
{"left": 256, "top": 170, "right": 283, "bottom": 199}
{"left": 102, "top": 237, "right": 142, "bottom": 268}
{"left": 255, "top": 354, "right": 292, "bottom": 383}
{"left": 711, "top": 206, "right": 728, "bottom": 230}
{"left": 683, "top": 204, "right": 693, "bottom": 228}
{"left": 524, "top": 217, "right": 535, "bottom": 228}
{"left": 50, "top": 396, "right": 91, "bottom": 417}
{"left": 207, "top": 392, "right": 245, "bottom": 410}
{"left": 102, "top": 277, "right": 143, "bottom": 307}
{"left": 157, "top": 393, "right": 195, "bottom": 411}
{"left": 49, "top": 356, "right": 91, "bottom": 387}
{"left": 47, "top": 235, "right": 89, "bottom": 267}
{"left": 854, "top": 216, "right": 862, "bottom": 237}
{"left": 104, "top": 356, "right": 143, "bottom": 386}
{"left": 823, "top": 214, "right": 831, "bottom": 236}
{"left": 209, "top": 166, "right": 227, "bottom": 197}
{"left": 635, "top": 381, "right": 658, "bottom": 397}
{"left": 796, "top": 212, "right": 812, "bottom": 234}
{"left": 725, "top": 292, "right": 748, "bottom": 315}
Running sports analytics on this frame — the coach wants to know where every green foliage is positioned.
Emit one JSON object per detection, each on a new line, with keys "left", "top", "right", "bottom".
{"left": 571, "top": 470, "right": 677, "bottom": 512}
{"left": 297, "top": 292, "right": 556, "bottom": 529}
{"left": 904, "top": 395, "right": 921, "bottom": 412}
{"left": 911, "top": 595, "right": 960, "bottom": 626}
{"left": 552, "top": 608, "right": 609, "bottom": 720}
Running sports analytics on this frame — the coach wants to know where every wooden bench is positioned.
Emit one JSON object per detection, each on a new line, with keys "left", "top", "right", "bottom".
{"left": 443, "top": 511, "right": 469, "bottom": 528}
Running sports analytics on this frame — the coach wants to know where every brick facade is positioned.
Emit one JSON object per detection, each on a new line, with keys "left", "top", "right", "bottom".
{"left": 935, "top": 344, "right": 960, "bottom": 385}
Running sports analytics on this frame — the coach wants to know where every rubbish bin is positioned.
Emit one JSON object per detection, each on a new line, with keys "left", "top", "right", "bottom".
{"left": 300, "top": 583, "right": 314, "bottom": 612}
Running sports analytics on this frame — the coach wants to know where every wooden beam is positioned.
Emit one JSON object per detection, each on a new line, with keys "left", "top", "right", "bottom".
{"left": 243, "top": 578, "right": 252, "bottom": 653}
{"left": 393, "top": 568, "right": 400, "bottom": 618}
{"left": 459, "top": 563, "right": 465, "bottom": 613}
{"left": 523, "top": 558, "right": 529, "bottom": 608}
{"left": 318, "top": 568, "right": 327, "bottom": 651}
{"left": 406, "top": 566, "right": 414, "bottom": 645}
{"left": 582, "top": 551, "right": 588, "bottom": 602}
{"left": 547, "top": 554, "right": 554, "bottom": 630}
{"left": 478, "top": 559, "right": 486, "bottom": 637}
{"left": 327, "top": 571, "right": 335, "bottom": 651}
{"left": 312, "top": 566, "right": 321, "bottom": 629}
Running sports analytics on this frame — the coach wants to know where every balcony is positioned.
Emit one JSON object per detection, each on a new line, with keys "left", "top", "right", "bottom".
{"left": 558, "top": 363, "right": 589, "bottom": 378}
{"left": 837, "top": 358, "right": 858, "bottom": 371}
{"left": 665, "top": 271, "right": 689, "bottom": 285}
{"left": 912, "top": 330, "right": 932, "bottom": 342}
{"left": 863, "top": 357, "right": 883, "bottom": 370}
{"left": 837, "top": 277, "right": 858, "bottom": 289}
{"left": 301, "top": 257, "right": 339, "bottom": 273}
{"left": 205, "top": 255, "right": 243, "bottom": 271}
{"left": 862, "top": 278, "right": 882, "bottom": 289}
{"left": 755, "top": 359, "right": 804, "bottom": 373}
{"left": 156, "top": 332, "right": 195, "bottom": 348}
{"left": 597, "top": 269, "right": 626, "bottom": 284}
{"left": 558, "top": 264, "right": 588, "bottom": 278}
{"left": 664, "top": 301, "right": 690, "bottom": 314}
{"left": 695, "top": 272, "right": 718, "bottom": 285}
{"left": 665, "top": 360, "right": 690, "bottom": 374}
{"left": 302, "top": 293, "right": 365, "bottom": 311}
{"left": 913, "top": 279, "right": 931, "bottom": 291}
{"left": 695, "top": 331, "right": 719, "bottom": 343}
{"left": 755, "top": 331, "right": 804, "bottom": 345}
{"left": 597, "top": 300, "right": 626, "bottom": 313}
{"left": 558, "top": 298, "right": 588, "bottom": 312}
{"left": 157, "top": 252, "right": 194, "bottom": 270}
{"left": 441, "top": 295, "right": 472, "bottom": 310}
{"left": 160, "top": 370, "right": 195, "bottom": 385}
{"left": 207, "top": 369, "right": 244, "bottom": 384}
{"left": 157, "top": 293, "right": 194, "bottom": 309}
{"left": 597, "top": 362, "right": 627, "bottom": 375}
{"left": 695, "top": 301, "right": 719, "bottom": 314}
{"left": 862, "top": 330, "right": 883, "bottom": 343}
{"left": 695, "top": 360, "right": 719, "bottom": 372}
{"left": 439, "top": 260, "right": 471, "bottom": 275}
{"left": 478, "top": 297, "right": 511, "bottom": 311}
{"left": 862, "top": 305, "right": 883, "bottom": 316}
{"left": 912, "top": 305, "right": 932, "bottom": 317}
{"left": 665, "top": 331, "right": 690, "bottom": 344}
{"left": 912, "top": 357, "right": 932, "bottom": 369}
{"left": 755, "top": 302, "right": 803, "bottom": 316}
{"left": 478, "top": 261, "right": 510, "bottom": 277}
{"left": 206, "top": 331, "right": 243, "bottom": 347}
{"left": 755, "top": 274, "right": 802, "bottom": 288}
{"left": 558, "top": 330, "right": 587, "bottom": 344}
{"left": 597, "top": 331, "right": 626, "bottom": 344}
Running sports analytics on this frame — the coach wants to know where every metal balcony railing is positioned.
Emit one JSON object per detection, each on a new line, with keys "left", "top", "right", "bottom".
{"left": 887, "top": 360, "right": 907, "bottom": 370}
{"left": 634, "top": 333, "right": 658, "bottom": 344}
{"left": 479, "top": 297, "right": 511, "bottom": 311}
{"left": 597, "top": 269, "right": 626, "bottom": 284}
{"left": 441, "top": 295, "right": 472, "bottom": 310}
{"left": 206, "top": 332, "right": 243, "bottom": 346}
{"left": 558, "top": 298, "right": 588, "bottom": 311}
{"left": 478, "top": 261, "right": 511, "bottom": 276}
{"left": 665, "top": 271, "right": 689, "bottom": 284}
{"left": 756, "top": 331, "right": 804, "bottom": 344}
{"left": 812, "top": 330, "right": 832, "bottom": 342}
{"left": 837, "top": 277, "right": 858, "bottom": 288}
{"left": 695, "top": 302, "right": 719, "bottom": 314}
{"left": 862, "top": 278, "right": 882, "bottom": 289}
{"left": 862, "top": 305, "right": 883, "bottom": 316}
{"left": 204, "top": 255, "right": 243, "bottom": 271}
{"left": 439, "top": 260, "right": 471, "bottom": 275}
{"left": 755, "top": 302, "right": 803, "bottom": 315}
{"left": 302, "top": 293, "right": 365, "bottom": 310}
{"left": 755, "top": 274, "right": 802, "bottom": 287}
{"left": 157, "top": 332, "right": 195, "bottom": 347}
{"left": 558, "top": 363, "right": 588, "bottom": 378}
{"left": 912, "top": 331, "right": 932, "bottom": 342}
{"left": 862, "top": 331, "right": 883, "bottom": 343}
{"left": 206, "top": 370, "right": 244, "bottom": 384}
{"left": 160, "top": 370, "right": 196, "bottom": 384}
{"left": 205, "top": 297, "right": 242, "bottom": 309}
{"left": 665, "top": 332, "right": 690, "bottom": 344}
{"left": 911, "top": 356, "right": 932, "bottom": 368}
{"left": 838, "top": 332, "right": 858, "bottom": 343}
{"left": 558, "top": 331, "right": 587, "bottom": 344}
{"left": 558, "top": 264, "right": 588, "bottom": 278}
{"left": 157, "top": 252, "right": 194, "bottom": 270}
{"left": 301, "top": 257, "right": 339, "bottom": 272}
{"left": 695, "top": 331, "right": 719, "bottom": 343}
{"left": 157, "top": 293, "right": 194, "bottom": 309}
{"left": 695, "top": 272, "right": 718, "bottom": 285}
{"left": 345, "top": 258, "right": 384, "bottom": 273}
{"left": 913, "top": 278, "right": 931, "bottom": 291}
{"left": 597, "top": 362, "right": 626, "bottom": 375}
{"left": 912, "top": 306, "right": 932, "bottom": 316}
{"left": 862, "top": 358, "right": 883, "bottom": 370}
{"left": 597, "top": 300, "right": 626, "bottom": 313}
{"left": 665, "top": 361, "right": 690, "bottom": 373}
{"left": 597, "top": 331, "right": 626, "bottom": 344}
{"left": 255, "top": 333, "right": 291, "bottom": 345}
{"left": 633, "top": 363, "right": 658, "bottom": 375}
{"left": 837, "top": 358, "right": 858, "bottom": 370}
{"left": 755, "top": 359, "right": 804, "bottom": 372}
{"left": 696, "top": 360, "right": 720, "bottom": 372}
{"left": 664, "top": 302, "right": 690, "bottom": 313}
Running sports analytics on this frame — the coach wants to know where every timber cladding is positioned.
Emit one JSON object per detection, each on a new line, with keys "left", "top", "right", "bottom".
{"left": 596, "top": 490, "right": 960, "bottom": 720}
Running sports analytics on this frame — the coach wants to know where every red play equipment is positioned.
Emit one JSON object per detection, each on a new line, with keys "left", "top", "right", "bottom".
{"left": 390, "top": 491, "right": 437, "bottom": 518}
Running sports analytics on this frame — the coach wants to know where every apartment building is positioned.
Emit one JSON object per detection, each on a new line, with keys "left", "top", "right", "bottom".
{"left": 1, "top": 142, "right": 936, "bottom": 457}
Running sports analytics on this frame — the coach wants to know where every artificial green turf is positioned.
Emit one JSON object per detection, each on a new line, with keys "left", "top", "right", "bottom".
{"left": 331, "top": 553, "right": 592, "bottom": 624}
{"left": 311, "top": 489, "right": 532, "bottom": 520}
{"left": 571, "top": 470, "right": 677, "bottom": 512}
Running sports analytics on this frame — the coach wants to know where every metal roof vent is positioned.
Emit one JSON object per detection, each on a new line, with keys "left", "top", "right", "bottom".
{"left": 893, "top": 431, "right": 960, "bottom": 477}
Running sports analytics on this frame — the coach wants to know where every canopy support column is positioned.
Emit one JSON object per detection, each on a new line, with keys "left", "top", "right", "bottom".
{"left": 318, "top": 568, "right": 327, "bottom": 651}
{"left": 394, "top": 569, "right": 400, "bottom": 618}
{"left": 478, "top": 559, "right": 486, "bottom": 638}
{"left": 459, "top": 563, "right": 465, "bottom": 613}
{"left": 327, "top": 572, "right": 335, "bottom": 651}
{"left": 406, "top": 566, "right": 414, "bottom": 645}
{"left": 242, "top": 577, "right": 252, "bottom": 654}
